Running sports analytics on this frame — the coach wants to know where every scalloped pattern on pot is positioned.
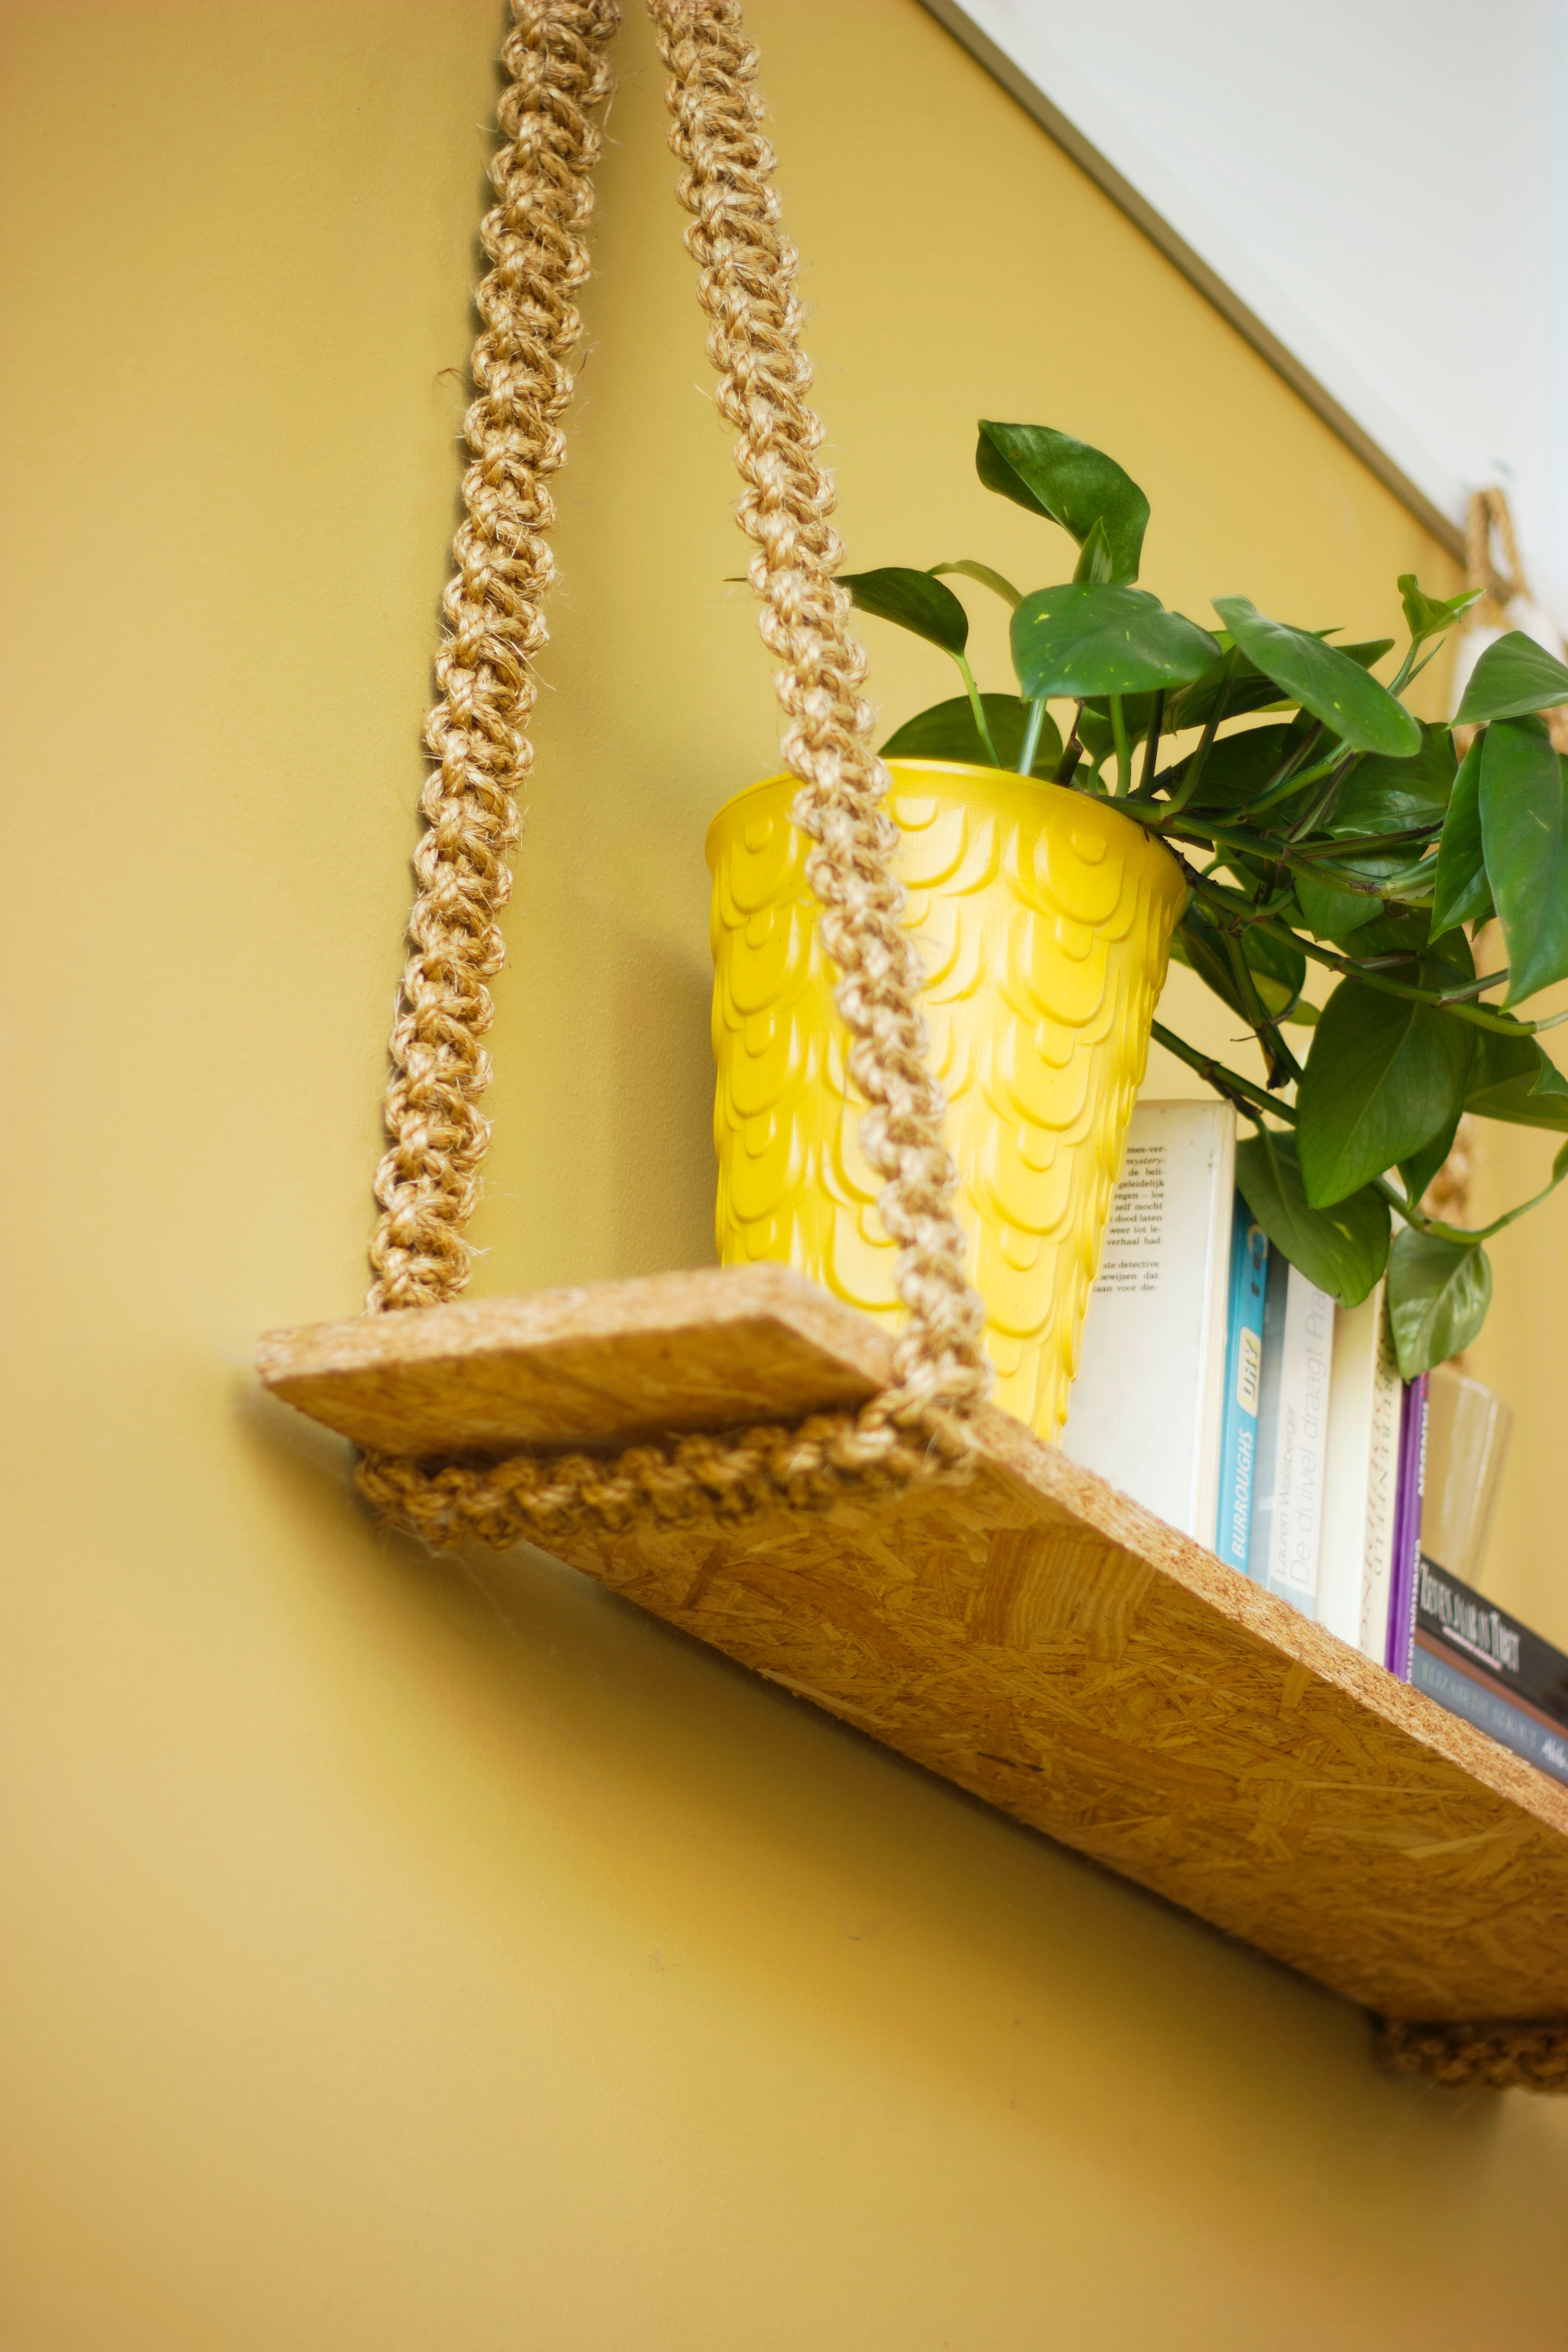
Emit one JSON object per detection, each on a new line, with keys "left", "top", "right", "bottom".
{"left": 707, "top": 761, "right": 1187, "bottom": 1441}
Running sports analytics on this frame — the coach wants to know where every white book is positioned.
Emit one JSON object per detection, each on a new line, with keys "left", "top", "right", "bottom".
{"left": 1247, "top": 1255, "right": 1334, "bottom": 1617}
{"left": 1316, "top": 1281, "right": 1402, "bottom": 1653}
{"left": 1061, "top": 1100, "right": 1235, "bottom": 1539}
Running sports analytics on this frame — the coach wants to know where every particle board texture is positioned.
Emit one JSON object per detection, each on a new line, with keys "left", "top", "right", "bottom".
{"left": 260, "top": 1264, "right": 1568, "bottom": 2024}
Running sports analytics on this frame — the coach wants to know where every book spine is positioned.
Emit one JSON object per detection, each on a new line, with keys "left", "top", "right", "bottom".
{"left": 1384, "top": 1373, "right": 1429, "bottom": 1681}
{"left": 1411, "top": 1639, "right": 1568, "bottom": 1788}
{"left": 1215, "top": 1199, "right": 1268, "bottom": 1571}
{"left": 1415, "top": 1556, "right": 1568, "bottom": 1723}
{"left": 1261, "top": 1265, "right": 1333, "bottom": 1618}
{"left": 1357, "top": 1298, "right": 1402, "bottom": 1664}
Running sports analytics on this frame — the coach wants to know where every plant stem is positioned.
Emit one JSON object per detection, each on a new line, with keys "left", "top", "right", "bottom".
{"left": 1161, "top": 652, "right": 1236, "bottom": 818}
{"left": 1150, "top": 1021, "right": 1295, "bottom": 1124}
{"left": 1132, "top": 691, "right": 1166, "bottom": 798}
{"left": 1375, "top": 1151, "right": 1568, "bottom": 1243}
{"left": 1110, "top": 696, "right": 1131, "bottom": 795}
{"left": 1017, "top": 695, "right": 1049, "bottom": 777}
{"left": 1053, "top": 702, "right": 1085, "bottom": 785}
{"left": 953, "top": 653, "right": 1002, "bottom": 766}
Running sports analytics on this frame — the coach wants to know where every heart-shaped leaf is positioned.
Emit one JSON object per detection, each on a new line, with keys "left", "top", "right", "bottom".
{"left": 1454, "top": 629, "right": 1568, "bottom": 725}
{"left": 1397, "top": 1107, "right": 1464, "bottom": 1209}
{"left": 1164, "top": 723, "right": 1303, "bottom": 811}
{"left": 1011, "top": 585, "right": 1220, "bottom": 701}
{"left": 1386, "top": 1228, "right": 1492, "bottom": 1377}
{"left": 1429, "top": 739, "right": 1492, "bottom": 941}
{"left": 1166, "top": 637, "right": 1393, "bottom": 737}
{"left": 1463, "top": 1019, "right": 1568, "bottom": 1130}
{"left": 1295, "top": 980, "right": 1475, "bottom": 1205}
{"left": 1325, "top": 723, "right": 1455, "bottom": 838}
{"left": 1479, "top": 715, "right": 1568, "bottom": 1003}
{"left": 881, "top": 693, "right": 1063, "bottom": 775}
{"left": 841, "top": 568, "right": 970, "bottom": 656}
{"left": 1235, "top": 1128, "right": 1389, "bottom": 1306}
{"left": 1294, "top": 871, "right": 1385, "bottom": 939}
{"left": 1211, "top": 598, "right": 1421, "bottom": 757}
{"left": 976, "top": 422, "right": 1150, "bottom": 583}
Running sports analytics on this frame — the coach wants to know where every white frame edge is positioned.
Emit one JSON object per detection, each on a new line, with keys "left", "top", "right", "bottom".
{"left": 921, "top": 0, "right": 1467, "bottom": 560}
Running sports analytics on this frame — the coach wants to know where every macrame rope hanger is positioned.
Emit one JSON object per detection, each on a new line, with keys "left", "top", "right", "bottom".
{"left": 347, "top": 0, "right": 1568, "bottom": 2095}
{"left": 357, "top": 0, "right": 991, "bottom": 1554}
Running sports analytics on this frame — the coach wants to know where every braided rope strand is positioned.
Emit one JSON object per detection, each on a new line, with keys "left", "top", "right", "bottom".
{"left": 368, "top": 0, "right": 620, "bottom": 1315}
{"left": 648, "top": 0, "right": 991, "bottom": 1442}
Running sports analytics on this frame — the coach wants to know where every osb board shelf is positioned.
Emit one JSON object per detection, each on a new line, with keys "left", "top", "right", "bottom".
{"left": 260, "top": 1264, "right": 1568, "bottom": 2024}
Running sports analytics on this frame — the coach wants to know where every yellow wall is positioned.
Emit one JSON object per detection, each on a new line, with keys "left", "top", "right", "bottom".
{"left": 3, "top": 5, "right": 1566, "bottom": 2347}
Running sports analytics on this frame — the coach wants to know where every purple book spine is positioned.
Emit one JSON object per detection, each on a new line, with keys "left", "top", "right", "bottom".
{"left": 1384, "top": 1372, "right": 1430, "bottom": 1680}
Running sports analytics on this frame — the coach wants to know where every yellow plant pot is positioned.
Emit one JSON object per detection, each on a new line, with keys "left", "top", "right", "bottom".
{"left": 706, "top": 759, "right": 1187, "bottom": 1443}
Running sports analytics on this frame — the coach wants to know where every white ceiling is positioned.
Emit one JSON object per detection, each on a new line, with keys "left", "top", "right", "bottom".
{"left": 932, "top": 0, "right": 1568, "bottom": 612}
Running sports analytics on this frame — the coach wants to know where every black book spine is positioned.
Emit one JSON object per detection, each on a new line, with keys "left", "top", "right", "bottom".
{"left": 1415, "top": 1556, "right": 1568, "bottom": 1727}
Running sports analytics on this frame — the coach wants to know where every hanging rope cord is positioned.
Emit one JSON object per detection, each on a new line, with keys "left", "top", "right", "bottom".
{"left": 357, "top": 0, "right": 991, "bottom": 1551}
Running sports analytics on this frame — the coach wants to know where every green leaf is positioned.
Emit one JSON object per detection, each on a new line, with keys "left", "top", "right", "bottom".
{"left": 1011, "top": 585, "right": 1220, "bottom": 701}
{"left": 1397, "top": 1107, "right": 1463, "bottom": 1209}
{"left": 1164, "top": 722, "right": 1302, "bottom": 810}
{"left": 1386, "top": 1229, "right": 1492, "bottom": 1378}
{"left": 1211, "top": 598, "right": 1422, "bottom": 757}
{"left": 1479, "top": 715, "right": 1568, "bottom": 1002}
{"left": 1325, "top": 723, "right": 1455, "bottom": 838}
{"left": 1295, "top": 980, "right": 1475, "bottom": 1205}
{"left": 881, "top": 693, "right": 1063, "bottom": 775}
{"left": 975, "top": 421, "right": 1150, "bottom": 583}
{"left": 1073, "top": 516, "right": 1115, "bottom": 584}
{"left": 841, "top": 568, "right": 969, "bottom": 656}
{"left": 1294, "top": 871, "right": 1385, "bottom": 939}
{"left": 930, "top": 560, "right": 1022, "bottom": 612}
{"left": 1235, "top": 1129, "right": 1389, "bottom": 1307}
{"left": 1455, "top": 629, "right": 1568, "bottom": 725}
{"left": 1165, "top": 636, "right": 1392, "bottom": 738}
{"left": 1463, "top": 1019, "right": 1568, "bottom": 1131}
{"left": 1398, "top": 574, "right": 1481, "bottom": 645}
{"left": 1429, "top": 739, "right": 1491, "bottom": 940}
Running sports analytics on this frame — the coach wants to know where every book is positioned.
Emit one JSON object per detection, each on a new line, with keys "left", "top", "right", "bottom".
{"left": 1421, "top": 1366, "right": 1514, "bottom": 1589}
{"left": 1414, "top": 1555, "right": 1568, "bottom": 1725}
{"left": 1410, "top": 1636, "right": 1568, "bottom": 1789}
{"left": 1316, "top": 1282, "right": 1402, "bottom": 1655}
{"left": 1383, "top": 1373, "right": 1429, "bottom": 1679}
{"left": 1061, "top": 1101, "right": 1236, "bottom": 1539}
{"left": 1215, "top": 1198, "right": 1268, "bottom": 1572}
{"left": 1245, "top": 1249, "right": 1334, "bottom": 1616}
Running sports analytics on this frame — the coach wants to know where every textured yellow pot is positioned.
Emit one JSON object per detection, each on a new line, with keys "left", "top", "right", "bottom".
{"left": 706, "top": 759, "right": 1188, "bottom": 1442}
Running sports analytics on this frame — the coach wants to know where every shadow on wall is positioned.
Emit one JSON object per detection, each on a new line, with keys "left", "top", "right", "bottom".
{"left": 610, "top": 930, "right": 717, "bottom": 1274}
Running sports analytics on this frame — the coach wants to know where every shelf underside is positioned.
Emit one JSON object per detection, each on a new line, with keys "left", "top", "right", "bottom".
{"left": 260, "top": 1263, "right": 1568, "bottom": 2024}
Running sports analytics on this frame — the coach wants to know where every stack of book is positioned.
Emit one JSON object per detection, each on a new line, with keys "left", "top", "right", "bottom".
{"left": 1064, "top": 1102, "right": 1566, "bottom": 1784}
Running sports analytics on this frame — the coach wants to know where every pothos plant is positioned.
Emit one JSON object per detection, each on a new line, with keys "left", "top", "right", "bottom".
{"left": 841, "top": 421, "right": 1568, "bottom": 1379}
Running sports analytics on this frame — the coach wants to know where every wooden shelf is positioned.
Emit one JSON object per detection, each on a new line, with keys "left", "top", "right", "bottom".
{"left": 260, "top": 1264, "right": 1568, "bottom": 2025}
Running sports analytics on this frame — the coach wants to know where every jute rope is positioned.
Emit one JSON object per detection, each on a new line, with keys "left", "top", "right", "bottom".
{"left": 1376, "top": 2016, "right": 1568, "bottom": 2094}
{"left": 357, "top": 0, "right": 990, "bottom": 1550}
{"left": 367, "top": 0, "right": 619, "bottom": 1318}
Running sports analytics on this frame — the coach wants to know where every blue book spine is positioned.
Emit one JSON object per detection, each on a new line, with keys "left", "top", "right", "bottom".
{"left": 1215, "top": 1196, "right": 1269, "bottom": 1570}
{"left": 1411, "top": 1644, "right": 1568, "bottom": 1788}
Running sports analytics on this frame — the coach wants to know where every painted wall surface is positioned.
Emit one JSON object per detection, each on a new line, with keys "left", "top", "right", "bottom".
{"left": 2, "top": 5, "right": 1566, "bottom": 2349}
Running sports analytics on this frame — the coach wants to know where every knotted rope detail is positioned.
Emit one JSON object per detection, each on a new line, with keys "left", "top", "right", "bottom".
{"left": 368, "top": 0, "right": 619, "bottom": 1317}
{"left": 1376, "top": 2016, "right": 1568, "bottom": 2094}
{"left": 357, "top": 0, "right": 991, "bottom": 1550}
